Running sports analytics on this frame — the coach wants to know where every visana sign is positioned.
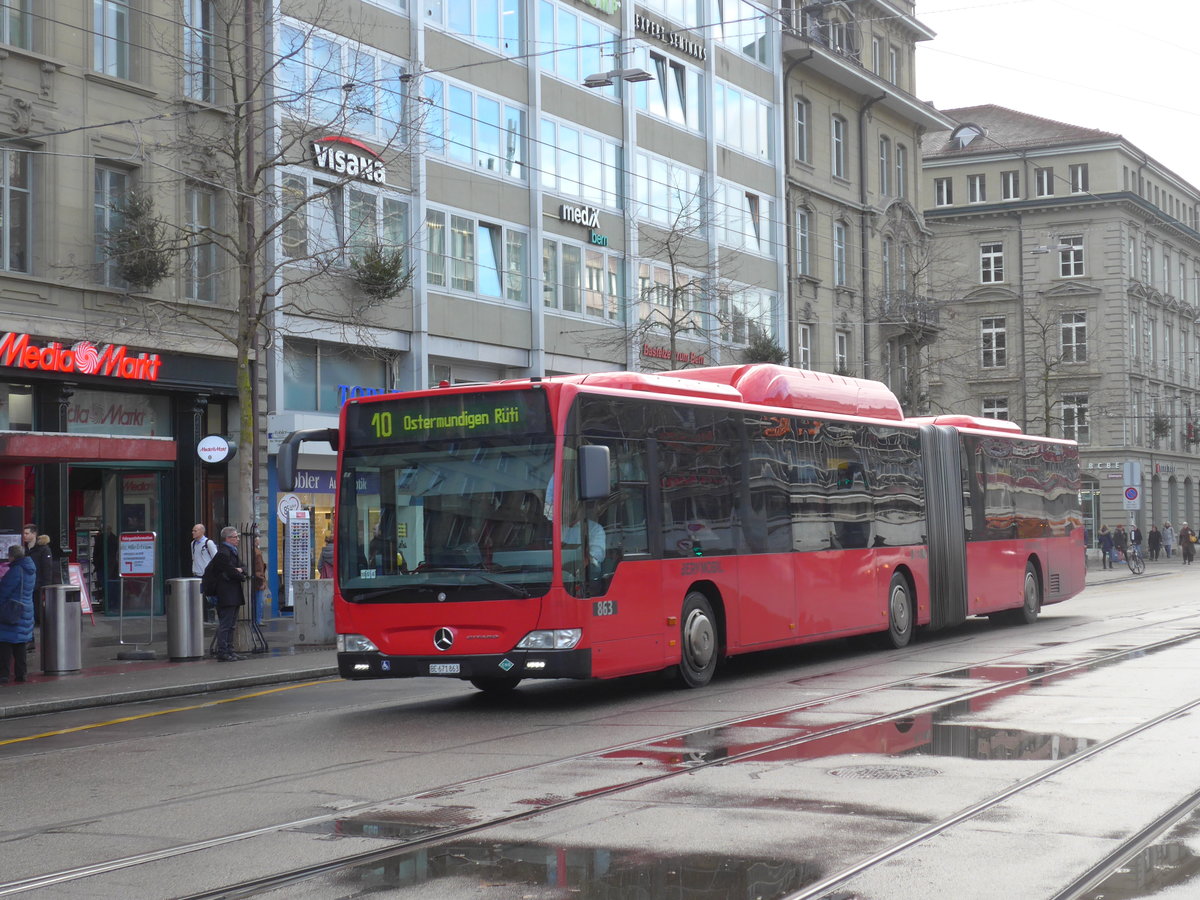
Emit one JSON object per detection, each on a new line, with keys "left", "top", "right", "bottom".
{"left": 0, "top": 333, "right": 163, "bottom": 381}
{"left": 312, "top": 136, "right": 386, "bottom": 184}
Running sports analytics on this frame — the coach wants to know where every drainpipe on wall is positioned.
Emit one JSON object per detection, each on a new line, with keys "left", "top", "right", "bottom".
{"left": 858, "top": 93, "right": 886, "bottom": 380}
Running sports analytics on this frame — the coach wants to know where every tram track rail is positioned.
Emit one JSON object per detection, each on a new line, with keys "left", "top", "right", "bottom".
{"left": 6, "top": 612, "right": 1200, "bottom": 898}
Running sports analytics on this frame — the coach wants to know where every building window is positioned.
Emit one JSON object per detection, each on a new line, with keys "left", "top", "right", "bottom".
{"left": 1001, "top": 170, "right": 1019, "bottom": 200}
{"left": 1035, "top": 166, "right": 1054, "bottom": 197}
{"left": 967, "top": 173, "right": 986, "bottom": 203}
{"left": 1059, "top": 234, "right": 1084, "bottom": 277}
{"left": 284, "top": 339, "right": 390, "bottom": 414}
{"left": 934, "top": 177, "right": 952, "bottom": 206}
{"left": 636, "top": 153, "right": 704, "bottom": 231}
{"left": 798, "top": 324, "right": 811, "bottom": 368}
{"left": 1070, "top": 163, "right": 1089, "bottom": 193}
{"left": 279, "top": 23, "right": 407, "bottom": 142}
{"left": 715, "top": 0, "right": 770, "bottom": 64}
{"left": 434, "top": 0, "right": 521, "bottom": 53}
{"left": 540, "top": 118, "right": 619, "bottom": 208}
{"left": 94, "top": 165, "right": 129, "bottom": 287}
{"left": 831, "top": 115, "right": 846, "bottom": 179}
{"left": 871, "top": 37, "right": 881, "bottom": 74}
{"left": 0, "top": 148, "right": 28, "bottom": 274}
{"left": 795, "top": 209, "right": 810, "bottom": 276}
{"left": 1130, "top": 308, "right": 1140, "bottom": 359}
{"left": 721, "top": 287, "right": 777, "bottom": 345}
{"left": 183, "top": 0, "right": 214, "bottom": 101}
{"left": 793, "top": 96, "right": 809, "bottom": 163}
{"left": 715, "top": 182, "right": 775, "bottom": 258}
{"left": 888, "top": 45, "right": 899, "bottom": 83}
{"left": 425, "top": 207, "right": 528, "bottom": 303}
{"left": 895, "top": 144, "right": 907, "bottom": 198}
{"left": 184, "top": 184, "right": 218, "bottom": 302}
{"left": 833, "top": 221, "right": 848, "bottom": 286}
{"left": 980, "top": 242, "right": 1004, "bottom": 283}
{"left": 881, "top": 238, "right": 892, "bottom": 294}
{"left": 981, "top": 316, "right": 1006, "bottom": 368}
{"left": 1, "top": 1, "right": 31, "bottom": 49}
{"left": 982, "top": 397, "right": 1009, "bottom": 420}
{"left": 1060, "top": 311, "right": 1086, "bottom": 362}
{"left": 878, "top": 136, "right": 891, "bottom": 195}
{"left": 835, "top": 330, "right": 849, "bottom": 371}
{"left": 281, "top": 173, "right": 409, "bottom": 271}
{"left": 424, "top": 77, "right": 526, "bottom": 179}
{"left": 633, "top": 50, "right": 704, "bottom": 135}
{"left": 94, "top": 0, "right": 131, "bottom": 78}
{"left": 1062, "top": 393, "right": 1089, "bottom": 443}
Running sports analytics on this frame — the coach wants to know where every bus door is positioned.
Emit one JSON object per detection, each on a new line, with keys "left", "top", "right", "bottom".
{"left": 919, "top": 425, "right": 968, "bottom": 629}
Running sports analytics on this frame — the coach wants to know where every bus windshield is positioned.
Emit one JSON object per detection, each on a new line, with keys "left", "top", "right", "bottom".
{"left": 338, "top": 390, "right": 555, "bottom": 602}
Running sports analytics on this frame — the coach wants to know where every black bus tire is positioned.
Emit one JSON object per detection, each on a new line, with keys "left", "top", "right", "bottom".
{"left": 676, "top": 592, "right": 718, "bottom": 688}
{"left": 880, "top": 572, "right": 914, "bottom": 649}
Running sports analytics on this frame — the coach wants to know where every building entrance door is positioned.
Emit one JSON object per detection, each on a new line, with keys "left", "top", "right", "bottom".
{"left": 69, "top": 467, "right": 170, "bottom": 614}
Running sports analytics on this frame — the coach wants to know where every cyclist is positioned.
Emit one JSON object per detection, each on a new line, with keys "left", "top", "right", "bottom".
{"left": 1130, "top": 524, "right": 1144, "bottom": 561}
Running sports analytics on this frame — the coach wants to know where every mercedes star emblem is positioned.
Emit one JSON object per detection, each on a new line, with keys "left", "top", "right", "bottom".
{"left": 433, "top": 627, "right": 454, "bottom": 651}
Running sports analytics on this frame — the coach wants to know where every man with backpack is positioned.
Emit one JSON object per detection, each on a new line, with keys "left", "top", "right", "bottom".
{"left": 191, "top": 524, "right": 218, "bottom": 622}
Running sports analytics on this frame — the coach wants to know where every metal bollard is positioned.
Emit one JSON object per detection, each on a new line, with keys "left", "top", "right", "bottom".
{"left": 166, "top": 578, "right": 205, "bottom": 661}
{"left": 42, "top": 584, "right": 82, "bottom": 674}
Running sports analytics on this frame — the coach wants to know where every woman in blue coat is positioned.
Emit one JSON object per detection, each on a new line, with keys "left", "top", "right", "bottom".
{"left": 0, "top": 544, "right": 36, "bottom": 683}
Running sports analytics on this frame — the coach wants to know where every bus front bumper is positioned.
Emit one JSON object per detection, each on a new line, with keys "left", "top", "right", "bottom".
{"left": 337, "top": 648, "right": 592, "bottom": 680}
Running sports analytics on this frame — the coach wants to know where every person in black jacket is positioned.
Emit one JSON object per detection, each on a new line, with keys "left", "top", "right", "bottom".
{"left": 211, "top": 526, "right": 249, "bottom": 661}
{"left": 22, "top": 524, "right": 53, "bottom": 639}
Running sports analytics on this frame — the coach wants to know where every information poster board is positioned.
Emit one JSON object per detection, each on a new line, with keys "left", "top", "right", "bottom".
{"left": 67, "top": 562, "right": 94, "bottom": 617}
{"left": 119, "top": 531, "right": 157, "bottom": 576}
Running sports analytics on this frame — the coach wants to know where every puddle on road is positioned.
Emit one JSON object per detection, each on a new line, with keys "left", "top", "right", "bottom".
{"left": 318, "top": 840, "right": 822, "bottom": 898}
{"left": 1081, "top": 841, "right": 1200, "bottom": 899}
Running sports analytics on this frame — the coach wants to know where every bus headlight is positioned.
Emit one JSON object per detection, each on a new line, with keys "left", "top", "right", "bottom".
{"left": 516, "top": 629, "right": 582, "bottom": 650}
{"left": 338, "top": 634, "right": 379, "bottom": 653}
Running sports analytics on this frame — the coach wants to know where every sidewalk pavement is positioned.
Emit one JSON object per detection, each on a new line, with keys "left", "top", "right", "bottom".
{"left": 0, "top": 557, "right": 1186, "bottom": 722}
{"left": 0, "top": 614, "right": 338, "bottom": 721}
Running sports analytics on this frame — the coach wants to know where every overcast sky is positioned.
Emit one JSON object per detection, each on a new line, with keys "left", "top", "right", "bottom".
{"left": 915, "top": 0, "right": 1200, "bottom": 189}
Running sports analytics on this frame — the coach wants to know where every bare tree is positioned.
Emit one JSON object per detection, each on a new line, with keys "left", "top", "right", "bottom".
{"left": 102, "top": 1, "right": 417, "bottom": 520}
{"left": 579, "top": 187, "right": 773, "bottom": 371}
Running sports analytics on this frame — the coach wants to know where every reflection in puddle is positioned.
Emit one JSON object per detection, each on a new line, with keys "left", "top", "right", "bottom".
{"left": 326, "top": 841, "right": 821, "bottom": 898}
{"left": 1081, "top": 841, "right": 1200, "bottom": 899}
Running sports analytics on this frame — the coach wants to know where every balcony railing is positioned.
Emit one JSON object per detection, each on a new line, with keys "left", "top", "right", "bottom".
{"left": 780, "top": 9, "right": 862, "bottom": 64}
{"left": 877, "top": 292, "right": 941, "bottom": 331}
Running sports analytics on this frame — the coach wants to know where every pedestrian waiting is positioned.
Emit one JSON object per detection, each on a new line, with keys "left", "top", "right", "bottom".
{"left": 1162, "top": 521, "right": 1176, "bottom": 559}
{"left": 1181, "top": 523, "right": 1196, "bottom": 565}
{"left": 0, "top": 545, "right": 36, "bottom": 684}
{"left": 1098, "top": 526, "right": 1115, "bottom": 570}
{"left": 1148, "top": 524, "right": 1161, "bottom": 561}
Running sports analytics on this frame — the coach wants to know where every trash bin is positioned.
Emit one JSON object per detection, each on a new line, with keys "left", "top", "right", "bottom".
{"left": 166, "top": 577, "right": 205, "bottom": 661}
{"left": 42, "top": 584, "right": 81, "bottom": 675}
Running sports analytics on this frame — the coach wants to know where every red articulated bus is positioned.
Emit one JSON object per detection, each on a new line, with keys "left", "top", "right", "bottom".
{"left": 278, "top": 364, "right": 1085, "bottom": 693}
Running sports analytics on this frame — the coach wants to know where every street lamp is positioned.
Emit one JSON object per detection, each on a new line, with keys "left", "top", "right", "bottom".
{"left": 582, "top": 67, "right": 654, "bottom": 89}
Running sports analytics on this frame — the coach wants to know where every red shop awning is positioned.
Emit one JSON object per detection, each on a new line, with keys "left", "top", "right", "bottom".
{"left": 0, "top": 432, "right": 177, "bottom": 463}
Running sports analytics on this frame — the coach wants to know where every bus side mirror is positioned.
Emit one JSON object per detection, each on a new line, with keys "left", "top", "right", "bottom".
{"left": 278, "top": 428, "right": 339, "bottom": 491}
{"left": 578, "top": 444, "right": 611, "bottom": 501}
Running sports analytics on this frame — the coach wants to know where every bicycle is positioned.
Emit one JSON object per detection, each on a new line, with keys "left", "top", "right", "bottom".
{"left": 1125, "top": 543, "right": 1145, "bottom": 575}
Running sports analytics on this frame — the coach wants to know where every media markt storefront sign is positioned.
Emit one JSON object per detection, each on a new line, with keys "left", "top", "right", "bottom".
{"left": 0, "top": 332, "right": 163, "bottom": 381}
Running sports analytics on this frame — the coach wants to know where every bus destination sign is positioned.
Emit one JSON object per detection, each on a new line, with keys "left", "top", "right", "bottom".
{"left": 347, "top": 390, "right": 549, "bottom": 444}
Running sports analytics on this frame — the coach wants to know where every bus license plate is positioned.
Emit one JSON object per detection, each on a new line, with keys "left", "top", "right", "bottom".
{"left": 429, "top": 663, "right": 460, "bottom": 674}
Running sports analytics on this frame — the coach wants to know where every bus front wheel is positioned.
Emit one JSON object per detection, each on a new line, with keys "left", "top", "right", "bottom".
{"left": 881, "top": 572, "right": 914, "bottom": 649}
{"left": 676, "top": 592, "right": 718, "bottom": 688}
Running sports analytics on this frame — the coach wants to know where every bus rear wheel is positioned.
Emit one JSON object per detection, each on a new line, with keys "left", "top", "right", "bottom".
{"left": 1011, "top": 562, "right": 1041, "bottom": 625}
{"left": 676, "top": 592, "right": 718, "bottom": 688}
{"left": 469, "top": 676, "right": 522, "bottom": 693}
{"left": 880, "top": 572, "right": 914, "bottom": 649}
